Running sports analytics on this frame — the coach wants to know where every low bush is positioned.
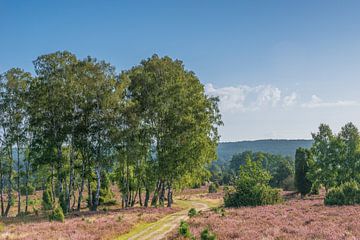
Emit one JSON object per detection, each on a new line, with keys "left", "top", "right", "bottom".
{"left": 188, "top": 208, "right": 197, "bottom": 218}
{"left": 208, "top": 182, "right": 219, "bottom": 193}
{"left": 201, "top": 227, "right": 217, "bottom": 240}
{"left": 179, "top": 220, "right": 192, "bottom": 238}
{"left": 324, "top": 181, "right": 360, "bottom": 205}
{"left": 49, "top": 206, "right": 65, "bottom": 222}
{"left": 224, "top": 184, "right": 282, "bottom": 207}
{"left": 224, "top": 159, "right": 283, "bottom": 207}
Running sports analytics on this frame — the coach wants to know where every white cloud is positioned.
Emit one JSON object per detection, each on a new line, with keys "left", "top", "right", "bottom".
{"left": 283, "top": 92, "right": 297, "bottom": 106}
{"left": 206, "top": 84, "right": 360, "bottom": 113}
{"left": 301, "top": 95, "right": 360, "bottom": 108}
{"left": 205, "top": 84, "right": 282, "bottom": 112}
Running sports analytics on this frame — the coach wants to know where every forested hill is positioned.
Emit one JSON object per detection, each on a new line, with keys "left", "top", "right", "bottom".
{"left": 217, "top": 139, "right": 313, "bottom": 163}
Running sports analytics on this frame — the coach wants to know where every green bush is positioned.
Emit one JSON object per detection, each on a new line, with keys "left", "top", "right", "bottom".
{"left": 224, "top": 159, "right": 283, "bottom": 207}
{"left": 325, "top": 181, "right": 360, "bottom": 205}
{"left": 42, "top": 189, "right": 53, "bottom": 211}
{"left": 179, "top": 220, "right": 191, "bottom": 238}
{"left": 201, "top": 227, "right": 217, "bottom": 240}
{"left": 49, "top": 206, "right": 65, "bottom": 222}
{"left": 188, "top": 208, "right": 197, "bottom": 218}
{"left": 224, "top": 184, "right": 282, "bottom": 207}
{"left": 20, "top": 185, "right": 35, "bottom": 195}
{"left": 208, "top": 183, "right": 218, "bottom": 193}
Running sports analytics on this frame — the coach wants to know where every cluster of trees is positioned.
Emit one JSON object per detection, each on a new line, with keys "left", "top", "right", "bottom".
{"left": 295, "top": 122, "right": 360, "bottom": 204}
{"left": 211, "top": 151, "right": 294, "bottom": 190}
{"left": 0, "top": 51, "right": 222, "bottom": 217}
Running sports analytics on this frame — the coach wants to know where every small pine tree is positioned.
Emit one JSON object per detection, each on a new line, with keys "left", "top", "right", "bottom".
{"left": 201, "top": 227, "right": 217, "bottom": 240}
{"left": 49, "top": 206, "right": 65, "bottom": 222}
{"left": 179, "top": 220, "right": 191, "bottom": 238}
{"left": 59, "top": 192, "right": 68, "bottom": 214}
{"left": 295, "top": 148, "right": 313, "bottom": 197}
{"left": 42, "top": 189, "right": 53, "bottom": 211}
{"left": 208, "top": 183, "right": 218, "bottom": 193}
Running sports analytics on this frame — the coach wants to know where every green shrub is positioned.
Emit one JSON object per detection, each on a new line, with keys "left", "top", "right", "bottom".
{"left": 188, "top": 208, "right": 197, "bottom": 218}
{"left": 20, "top": 185, "right": 35, "bottom": 195}
{"left": 208, "top": 183, "right": 218, "bottom": 193}
{"left": 224, "top": 159, "right": 283, "bottom": 207}
{"left": 201, "top": 227, "right": 217, "bottom": 240}
{"left": 210, "top": 206, "right": 225, "bottom": 216}
{"left": 179, "top": 220, "right": 191, "bottom": 238}
{"left": 49, "top": 206, "right": 65, "bottom": 222}
{"left": 59, "top": 192, "right": 68, "bottom": 214}
{"left": 42, "top": 189, "right": 53, "bottom": 211}
{"left": 325, "top": 181, "right": 360, "bottom": 205}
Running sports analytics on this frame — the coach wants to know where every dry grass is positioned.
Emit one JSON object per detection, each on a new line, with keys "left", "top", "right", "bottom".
{"left": 172, "top": 193, "right": 360, "bottom": 240}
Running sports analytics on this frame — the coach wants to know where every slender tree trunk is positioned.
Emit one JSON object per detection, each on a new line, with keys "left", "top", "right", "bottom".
{"left": 0, "top": 171, "right": 4, "bottom": 216}
{"left": 25, "top": 154, "right": 29, "bottom": 214}
{"left": 159, "top": 181, "right": 165, "bottom": 207}
{"left": 151, "top": 180, "right": 161, "bottom": 207}
{"left": 51, "top": 163, "right": 55, "bottom": 202}
{"left": 77, "top": 158, "right": 86, "bottom": 211}
{"left": 167, "top": 183, "right": 173, "bottom": 208}
{"left": 16, "top": 143, "right": 21, "bottom": 215}
{"left": 131, "top": 189, "right": 138, "bottom": 207}
{"left": 138, "top": 187, "right": 143, "bottom": 207}
{"left": 5, "top": 147, "right": 13, "bottom": 217}
{"left": 87, "top": 177, "right": 92, "bottom": 209}
{"left": 67, "top": 142, "right": 75, "bottom": 212}
{"left": 93, "top": 165, "right": 101, "bottom": 211}
{"left": 144, "top": 188, "right": 150, "bottom": 207}
{"left": 57, "top": 145, "right": 63, "bottom": 195}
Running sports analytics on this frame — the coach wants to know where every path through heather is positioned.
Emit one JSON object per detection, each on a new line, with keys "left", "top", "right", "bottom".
{"left": 116, "top": 200, "right": 209, "bottom": 240}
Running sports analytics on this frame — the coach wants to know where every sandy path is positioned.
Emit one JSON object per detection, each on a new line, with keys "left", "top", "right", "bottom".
{"left": 116, "top": 200, "right": 209, "bottom": 240}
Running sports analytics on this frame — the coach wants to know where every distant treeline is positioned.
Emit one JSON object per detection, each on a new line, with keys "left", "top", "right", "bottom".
{"left": 0, "top": 52, "right": 222, "bottom": 217}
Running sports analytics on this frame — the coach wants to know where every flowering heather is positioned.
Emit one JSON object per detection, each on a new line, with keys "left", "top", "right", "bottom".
{"left": 0, "top": 207, "right": 177, "bottom": 240}
{"left": 172, "top": 194, "right": 360, "bottom": 240}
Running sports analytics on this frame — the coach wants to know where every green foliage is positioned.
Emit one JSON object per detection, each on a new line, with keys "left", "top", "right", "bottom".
{"left": 228, "top": 151, "right": 294, "bottom": 189}
{"left": 208, "top": 182, "right": 218, "bottom": 193}
{"left": 49, "top": 206, "right": 65, "bottom": 222}
{"left": 99, "top": 172, "right": 116, "bottom": 205}
{"left": 179, "top": 220, "right": 192, "bottom": 238}
{"left": 224, "top": 159, "right": 283, "bottom": 207}
{"left": 310, "top": 122, "right": 360, "bottom": 193}
{"left": 295, "top": 148, "right": 313, "bottom": 196}
{"left": 201, "top": 227, "right": 217, "bottom": 240}
{"left": 324, "top": 181, "right": 360, "bottom": 205}
{"left": 42, "top": 189, "right": 53, "bottom": 211}
{"left": 188, "top": 208, "right": 197, "bottom": 218}
{"left": 59, "top": 192, "right": 68, "bottom": 214}
{"left": 0, "top": 52, "right": 222, "bottom": 216}
{"left": 20, "top": 185, "right": 35, "bottom": 195}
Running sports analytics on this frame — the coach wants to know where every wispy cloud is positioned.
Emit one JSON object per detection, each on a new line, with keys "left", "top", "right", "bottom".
{"left": 205, "top": 84, "right": 282, "bottom": 112}
{"left": 301, "top": 95, "right": 360, "bottom": 108}
{"left": 283, "top": 92, "right": 297, "bottom": 107}
{"left": 206, "top": 84, "right": 360, "bottom": 112}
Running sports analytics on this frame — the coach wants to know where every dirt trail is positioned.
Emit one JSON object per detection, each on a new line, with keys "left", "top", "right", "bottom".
{"left": 116, "top": 200, "right": 209, "bottom": 240}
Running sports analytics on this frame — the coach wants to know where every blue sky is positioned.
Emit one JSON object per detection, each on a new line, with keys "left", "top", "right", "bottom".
{"left": 2, "top": 0, "right": 360, "bottom": 141}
